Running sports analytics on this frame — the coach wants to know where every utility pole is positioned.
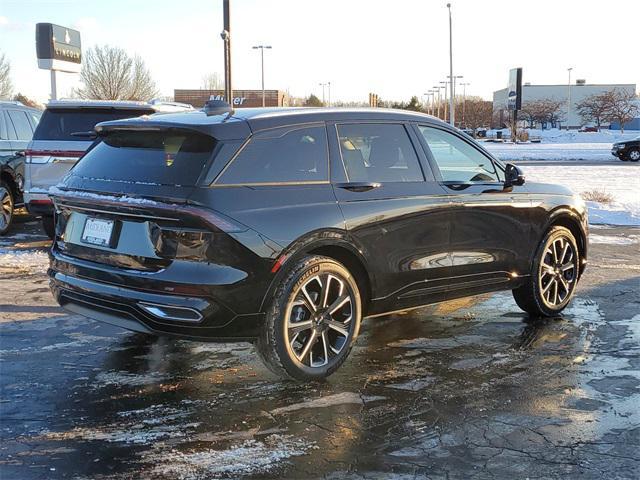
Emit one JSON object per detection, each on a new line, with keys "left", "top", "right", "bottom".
{"left": 252, "top": 45, "right": 272, "bottom": 107}
{"left": 328, "top": 82, "right": 331, "bottom": 107}
{"left": 567, "top": 67, "right": 573, "bottom": 130}
{"left": 221, "top": 0, "right": 232, "bottom": 104}
{"left": 447, "top": 3, "right": 454, "bottom": 126}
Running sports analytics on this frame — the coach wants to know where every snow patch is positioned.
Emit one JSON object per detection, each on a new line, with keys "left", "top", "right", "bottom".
{"left": 0, "top": 250, "right": 49, "bottom": 273}
{"left": 589, "top": 234, "right": 638, "bottom": 245}
{"left": 149, "top": 434, "right": 314, "bottom": 479}
{"left": 270, "top": 392, "right": 385, "bottom": 415}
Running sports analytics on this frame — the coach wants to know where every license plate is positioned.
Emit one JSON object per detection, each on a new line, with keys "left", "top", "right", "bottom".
{"left": 81, "top": 217, "right": 115, "bottom": 247}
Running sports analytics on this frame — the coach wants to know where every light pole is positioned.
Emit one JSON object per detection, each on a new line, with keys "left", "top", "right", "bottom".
{"left": 566, "top": 67, "right": 573, "bottom": 130}
{"left": 460, "top": 81, "right": 470, "bottom": 127}
{"left": 447, "top": 74, "right": 463, "bottom": 126}
{"left": 433, "top": 86, "right": 442, "bottom": 119}
{"left": 440, "top": 80, "right": 448, "bottom": 122}
{"left": 252, "top": 45, "right": 272, "bottom": 107}
{"left": 447, "top": 3, "right": 454, "bottom": 126}
{"left": 319, "top": 82, "right": 329, "bottom": 106}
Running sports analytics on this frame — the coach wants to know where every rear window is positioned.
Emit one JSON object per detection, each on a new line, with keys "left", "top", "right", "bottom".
{"left": 33, "top": 108, "right": 151, "bottom": 141}
{"left": 71, "top": 130, "right": 216, "bottom": 186}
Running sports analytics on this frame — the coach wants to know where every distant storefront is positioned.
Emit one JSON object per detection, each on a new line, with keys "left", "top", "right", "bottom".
{"left": 174, "top": 89, "right": 290, "bottom": 108}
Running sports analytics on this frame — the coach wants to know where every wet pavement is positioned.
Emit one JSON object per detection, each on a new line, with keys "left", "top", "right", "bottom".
{"left": 1, "top": 212, "right": 639, "bottom": 479}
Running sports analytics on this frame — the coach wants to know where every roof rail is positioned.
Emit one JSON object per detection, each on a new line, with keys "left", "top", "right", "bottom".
{"left": 0, "top": 100, "right": 25, "bottom": 106}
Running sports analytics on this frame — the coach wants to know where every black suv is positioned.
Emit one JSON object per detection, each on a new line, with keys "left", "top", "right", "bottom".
{"left": 49, "top": 105, "right": 588, "bottom": 380}
{"left": 0, "top": 101, "right": 41, "bottom": 235}
{"left": 611, "top": 136, "right": 640, "bottom": 161}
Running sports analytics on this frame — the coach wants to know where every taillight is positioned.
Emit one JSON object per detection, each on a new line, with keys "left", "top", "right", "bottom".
{"left": 25, "top": 150, "right": 85, "bottom": 164}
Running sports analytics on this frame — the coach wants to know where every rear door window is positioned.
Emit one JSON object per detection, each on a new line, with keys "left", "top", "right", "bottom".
{"left": 216, "top": 125, "right": 328, "bottom": 185}
{"left": 337, "top": 123, "right": 424, "bottom": 183}
{"left": 33, "top": 108, "right": 151, "bottom": 141}
{"left": 7, "top": 110, "right": 34, "bottom": 140}
{"left": 71, "top": 130, "right": 216, "bottom": 186}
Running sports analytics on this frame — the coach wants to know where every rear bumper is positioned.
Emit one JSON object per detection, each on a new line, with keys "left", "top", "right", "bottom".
{"left": 24, "top": 191, "right": 54, "bottom": 216}
{"left": 49, "top": 251, "right": 265, "bottom": 340}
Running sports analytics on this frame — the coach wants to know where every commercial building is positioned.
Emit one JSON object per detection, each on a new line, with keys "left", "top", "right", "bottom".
{"left": 174, "top": 89, "right": 290, "bottom": 109}
{"left": 493, "top": 82, "right": 637, "bottom": 129}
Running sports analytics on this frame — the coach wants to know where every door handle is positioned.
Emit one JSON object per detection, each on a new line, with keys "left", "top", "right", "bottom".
{"left": 335, "top": 182, "right": 382, "bottom": 192}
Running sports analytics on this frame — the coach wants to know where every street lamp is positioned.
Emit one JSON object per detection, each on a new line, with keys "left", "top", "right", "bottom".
{"left": 447, "top": 3, "right": 454, "bottom": 126}
{"left": 252, "top": 45, "right": 272, "bottom": 107}
{"left": 440, "top": 80, "right": 449, "bottom": 122}
{"left": 567, "top": 67, "right": 573, "bottom": 130}
{"left": 447, "top": 74, "right": 463, "bottom": 126}
{"left": 433, "top": 86, "right": 442, "bottom": 119}
{"left": 460, "top": 81, "right": 470, "bottom": 127}
{"left": 319, "top": 82, "right": 331, "bottom": 106}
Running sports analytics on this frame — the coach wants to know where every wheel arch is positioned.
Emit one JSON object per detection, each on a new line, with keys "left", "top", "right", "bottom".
{"left": 542, "top": 209, "right": 588, "bottom": 278}
{"left": 259, "top": 232, "right": 374, "bottom": 315}
{"left": 0, "top": 168, "right": 18, "bottom": 200}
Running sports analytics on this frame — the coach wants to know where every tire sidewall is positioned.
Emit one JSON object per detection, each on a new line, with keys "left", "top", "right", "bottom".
{"left": 0, "top": 181, "right": 14, "bottom": 235}
{"left": 531, "top": 226, "right": 579, "bottom": 316}
{"left": 628, "top": 148, "right": 640, "bottom": 162}
{"left": 268, "top": 256, "right": 361, "bottom": 380}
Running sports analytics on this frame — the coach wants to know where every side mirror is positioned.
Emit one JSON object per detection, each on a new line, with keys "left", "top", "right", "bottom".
{"left": 504, "top": 163, "right": 525, "bottom": 188}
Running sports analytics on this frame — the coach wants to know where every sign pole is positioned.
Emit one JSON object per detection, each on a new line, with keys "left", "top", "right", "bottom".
{"left": 50, "top": 70, "right": 57, "bottom": 100}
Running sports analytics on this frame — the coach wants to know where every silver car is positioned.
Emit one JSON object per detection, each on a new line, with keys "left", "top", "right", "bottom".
{"left": 24, "top": 100, "right": 192, "bottom": 237}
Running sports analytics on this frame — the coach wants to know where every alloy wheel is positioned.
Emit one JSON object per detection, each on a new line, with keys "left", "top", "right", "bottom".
{"left": 629, "top": 149, "right": 640, "bottom": 161}
{"left": 285, "top": 273, "right": 355, "bottom": 368}
{"left": 0, "top": 186, "right": 13, "bottom": 231}
{"left": 538, "top": 235, "right": 577, "bottom": 308}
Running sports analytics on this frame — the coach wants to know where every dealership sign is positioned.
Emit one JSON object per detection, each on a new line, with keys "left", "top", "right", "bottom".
{"left": 507, "top": 67, "right": 522, "bottom": 111}
{"left": 209, "top": 94, "right": 246, "bottom": 106}
{"left": 36, "top": 23, "right": 82, "bottom": 73}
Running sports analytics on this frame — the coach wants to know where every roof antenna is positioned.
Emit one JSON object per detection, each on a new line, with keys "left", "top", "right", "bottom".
{"left": 203, "top": 99, "right": 234, "bottom": 117}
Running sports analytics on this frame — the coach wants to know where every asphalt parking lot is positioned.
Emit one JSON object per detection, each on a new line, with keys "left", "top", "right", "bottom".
{"left": 1, "top": 212, "right": 639, "bottom": 479}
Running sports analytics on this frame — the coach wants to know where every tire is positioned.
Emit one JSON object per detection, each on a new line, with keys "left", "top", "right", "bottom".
{"left": 513, "top": 226, "right": 580, "bottom": 317}
{"left": 0, "top": 180, "right": 14, "bottom": 236}
{"left": 42, "top": 215, "right": 55, "bottom": 240}
{"left": 256, "top": 255, "right": 362, "bottom": 381}
{"left": 627, "top": 148, "right": 640, "bottom": 162}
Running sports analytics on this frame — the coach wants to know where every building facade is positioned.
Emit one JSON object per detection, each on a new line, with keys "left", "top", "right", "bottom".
{"left": 493, "top": 83, "right": 637, "bottom": 129}
{"left": 174, "top": 89, "right": 290, "bottom": 109}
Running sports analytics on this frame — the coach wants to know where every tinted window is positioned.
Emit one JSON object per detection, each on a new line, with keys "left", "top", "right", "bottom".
{"left": 218, "top": 125, "right": 328, "bottom": 185}
{"left": 33, "top": 108, "right": 151, "bottom": 141}
{"left": 8, "top": 110, "right": 33, "bottom": 140}
{"left": 72, "top": 130, "right": 216, "bottom": 186}
{"left": 27, "top": 111, "right": 42, "bottom": 130}
{"left": 419, "top": 126, "right": 499, "bottom": 183}
{"left": 337, "top": 123, "right": 424, "bottom": 183}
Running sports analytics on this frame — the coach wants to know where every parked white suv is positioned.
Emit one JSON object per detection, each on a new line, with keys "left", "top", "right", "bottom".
{"left": 24, "top": 100, "right": 192, "bottom": 237}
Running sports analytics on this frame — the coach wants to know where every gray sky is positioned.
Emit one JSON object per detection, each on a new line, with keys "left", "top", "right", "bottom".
{"left": 1, "top": 0, "right": 638, "bottom": 104}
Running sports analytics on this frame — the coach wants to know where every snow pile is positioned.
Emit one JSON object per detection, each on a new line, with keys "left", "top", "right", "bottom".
{"left": 0, "top": 249, "right": 49, "bottom": 273}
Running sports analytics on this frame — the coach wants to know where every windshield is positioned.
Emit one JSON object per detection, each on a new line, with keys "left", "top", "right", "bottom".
{"left": 71, "top": 129, "right": 216, "bottom": 186}
{"left": 33, "top": 108, "right": 151, "bottom": 141}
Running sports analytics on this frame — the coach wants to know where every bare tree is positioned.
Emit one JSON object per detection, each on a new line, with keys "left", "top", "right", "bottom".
{"left": 0, "top": 52, "right": 13, "bottom": 99}
{"left": 604, "top": 88, "right": 639, "bottom": 134}
{"left": 458, "top": 99, "right": 492, "bottom": 134}
{"left": 575, "top": 92, "right": 610, "bottom": 131}
{"left": 521, "top": 98, "right": 565, "bottom": 129}
{"left": 201, "top": 72, "right": 223, "bottom": 90}
{"left": 75, "top": 45, "right": 158, "bottom": 101}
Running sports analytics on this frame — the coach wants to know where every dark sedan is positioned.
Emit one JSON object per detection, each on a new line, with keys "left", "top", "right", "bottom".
{"left": 611, "top": 136, "right": 640, "bottom": 161}
{"left": 48, "top": 104, "right": 588, "bottom": 381}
